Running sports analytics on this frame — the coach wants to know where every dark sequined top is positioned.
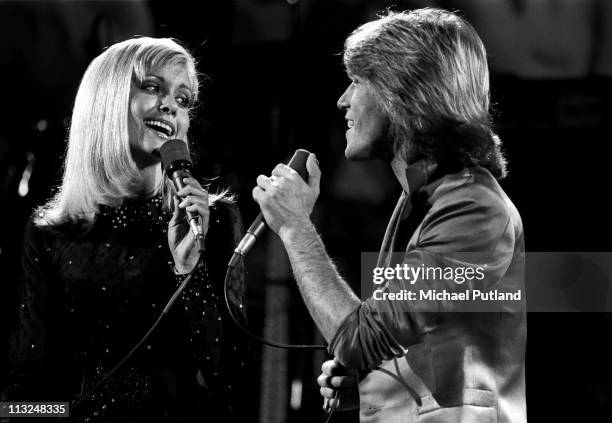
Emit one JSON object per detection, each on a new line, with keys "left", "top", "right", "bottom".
{"left": 2, "top": 196, "right": 249, "bottom": 422}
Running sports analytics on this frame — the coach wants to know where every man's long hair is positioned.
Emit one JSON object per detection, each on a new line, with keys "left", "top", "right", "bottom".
{"left": 343, "top": 8, "right": 507, "bottom": 178}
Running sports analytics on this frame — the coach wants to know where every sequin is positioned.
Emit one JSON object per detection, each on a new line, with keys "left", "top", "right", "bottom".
{"left": 13, "top": 195, "right": 247, "bottom": 420}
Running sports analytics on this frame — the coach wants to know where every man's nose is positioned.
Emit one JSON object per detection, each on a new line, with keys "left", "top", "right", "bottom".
{"left": 337, "top": 85, "right": 351, "bottom": 110}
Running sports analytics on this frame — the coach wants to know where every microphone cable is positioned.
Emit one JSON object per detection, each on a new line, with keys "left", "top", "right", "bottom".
{"left": 68, "top": 252, "right": 204, "bottom": 416}
{"left": 324, "top": 391, "right": 341, "bottom": 423}
{"left": 223, "top": 148, "right": 342, "bottom": 421}
{"left": 224, "top": 253, "right": 339, "bottom": 421}
{"left": 224, "top": 253, "right": 327, "bottom": 350}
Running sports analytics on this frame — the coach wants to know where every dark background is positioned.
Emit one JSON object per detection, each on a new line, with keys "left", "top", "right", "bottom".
{"left": 1, "top": 0, "right": 611, "bottom": 422}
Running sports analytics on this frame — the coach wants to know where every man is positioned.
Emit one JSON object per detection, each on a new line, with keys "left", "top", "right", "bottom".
{"left": 253, "top": 8, "right": 525, "bottom": 423}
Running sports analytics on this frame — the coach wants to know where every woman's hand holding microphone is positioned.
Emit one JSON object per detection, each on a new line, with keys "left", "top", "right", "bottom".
{"left": 168, "top": 177, "right": 210, "bottom": 274}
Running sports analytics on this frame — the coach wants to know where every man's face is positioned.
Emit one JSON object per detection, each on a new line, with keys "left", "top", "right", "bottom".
{"left": 337, "top": 76, "right": 389, "bottom": 160}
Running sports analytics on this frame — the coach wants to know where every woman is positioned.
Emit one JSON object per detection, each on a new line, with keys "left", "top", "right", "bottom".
{"left": 2, "top": 37, "right": 248, "bottom": 421}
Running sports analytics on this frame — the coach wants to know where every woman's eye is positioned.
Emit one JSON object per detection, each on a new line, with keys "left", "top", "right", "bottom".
{"left": 142, "top": 82, "right": 159, "bottom": 93}
{"left": 176, "top": 95, "right": 192, "bottom": 107}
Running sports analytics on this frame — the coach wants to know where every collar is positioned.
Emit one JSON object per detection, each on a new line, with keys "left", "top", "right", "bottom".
{"left": 401, "top": 159, "right": 467, "bottom": 212}
{"left": 405, "top": 160, "right": 435, "bottom": 193}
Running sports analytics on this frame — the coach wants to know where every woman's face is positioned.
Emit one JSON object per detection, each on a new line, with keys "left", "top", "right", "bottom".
{"left": 129, "top": 63, "right": 194, "bottom": 167}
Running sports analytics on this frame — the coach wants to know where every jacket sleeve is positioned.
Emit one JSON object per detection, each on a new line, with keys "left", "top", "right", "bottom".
{"left": 329, "top": 183, "right": 522, "bottom": 371}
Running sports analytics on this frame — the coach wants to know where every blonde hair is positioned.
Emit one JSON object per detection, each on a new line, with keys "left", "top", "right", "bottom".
{"left": 38, "top": 37, "right": 224, "bottom": 225}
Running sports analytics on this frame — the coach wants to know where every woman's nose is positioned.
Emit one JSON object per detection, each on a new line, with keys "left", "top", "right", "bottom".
{"left": 158, "top": 96, "right": 177, "bottom": 115}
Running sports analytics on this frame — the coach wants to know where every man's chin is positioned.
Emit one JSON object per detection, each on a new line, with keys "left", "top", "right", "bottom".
{"left": 345, "top": 138, "right": 393, "bottom": 162}
{"left": 344, "top": 148, "right": 369, "bottom": 161}
{"left": 345, "top": 141, "right": 383, "bottom": 161}
{"left": 345, "top": 138, "right": 369, "bottom": 160}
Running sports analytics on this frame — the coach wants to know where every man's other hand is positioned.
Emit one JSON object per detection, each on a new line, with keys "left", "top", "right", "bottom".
{"left": 318, "top": 359, "right": 359, "bottom": 412}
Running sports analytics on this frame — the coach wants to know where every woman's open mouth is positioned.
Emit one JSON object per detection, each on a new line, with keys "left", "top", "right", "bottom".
{"left": 144, "top": 119, "right": 175, "bottom": 139}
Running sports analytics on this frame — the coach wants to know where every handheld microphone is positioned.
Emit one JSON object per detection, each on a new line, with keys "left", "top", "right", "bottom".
{"left": 159, "top": 139, "right": 206, "bottom": 252}
{"left": 231, "top": 149, "right": 310, "bottom": 264}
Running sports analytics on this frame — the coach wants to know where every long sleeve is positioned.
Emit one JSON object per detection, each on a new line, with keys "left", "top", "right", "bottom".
{"left": 329, "top": 172, "right": 524, "bottom": 371}
{"left": 2, "top": 220, "right": 66, "bottom": 401}
{"left": 3, "top": 196, "right": 253, "bottom": 422}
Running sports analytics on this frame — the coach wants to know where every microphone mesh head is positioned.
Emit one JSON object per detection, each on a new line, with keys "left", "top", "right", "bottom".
{"left": 159, "top": 139, "right": 192, "bottom": 173}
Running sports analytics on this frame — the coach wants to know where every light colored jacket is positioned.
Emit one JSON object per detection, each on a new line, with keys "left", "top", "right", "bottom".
{"left": 329, "top": 166, "right": 526, "bottom": 423}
